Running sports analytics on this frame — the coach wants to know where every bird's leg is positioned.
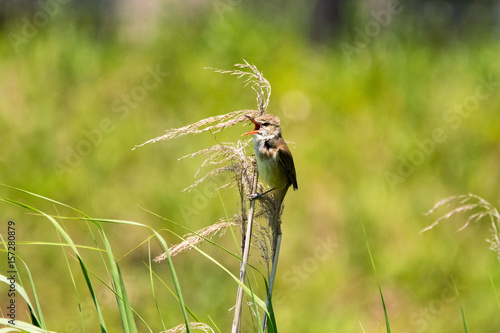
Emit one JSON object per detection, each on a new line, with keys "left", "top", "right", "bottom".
{"left": 249, "top": 188, "right": 275, "bottom": 201}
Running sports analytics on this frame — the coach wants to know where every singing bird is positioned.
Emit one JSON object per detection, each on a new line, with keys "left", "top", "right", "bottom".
{"left": 242, "top": 114, "right": 298, "bottom": 206}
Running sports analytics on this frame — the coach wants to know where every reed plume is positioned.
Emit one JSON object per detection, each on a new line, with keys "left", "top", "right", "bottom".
{"left": 135, "top": 60, "right": 286, "bottom": 332}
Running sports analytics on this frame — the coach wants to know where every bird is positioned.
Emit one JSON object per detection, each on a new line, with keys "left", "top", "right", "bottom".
{"left": 242, "top": 114, "right": 298, "bottom": 206}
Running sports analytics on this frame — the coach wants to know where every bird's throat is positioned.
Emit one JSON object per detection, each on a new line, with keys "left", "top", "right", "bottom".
{"left": 252, "top": 135, "right": 288, "bottom": 190}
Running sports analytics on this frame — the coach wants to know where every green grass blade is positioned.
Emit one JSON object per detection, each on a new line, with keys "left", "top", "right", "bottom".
{"left": 164, "top": 228, "right": 267, "bottom": 311}
{"left": 141, "top": 207, "right": 244, "bottom": 262}
{"left": 489, "top": 271, "right": 500, "bottom": 312}
{"left": 147, "top": 241, "right": 167, "bottom": 332}
{"left": 0, "top": 231, "right": 44, "bottom": 329}
{"left": 150, "top": 228, "right": 191, "bottom": 333}
{"left": 216, "top": 189, "right": 240, "bottom": 252}
{"left": 12, "top": 241, "right": 106, "bottom": 251}
{"left": 77, "top": 257, "right": 107, "bottom": 333}
{"left": 141, "top": 208, "right": 267, "bottom": 283}
{"left": 61, "top": 212, "right": 267, "bottom": 284}
{"left": 0, "top": 318, "right": 55, "bottom": 332}
{"left": 57, "top": 229, "right": 87, "bottom": 332}
{"left": 2, "top": 186, "right": 163, "bottom": 332}
{"left": 460, "top": 306, "right": 469, "bottom": 333}
{"left": 361, "top": 220, "right": 391, "bottom": 333}
{"left": 0, "top": 274, "right": 40, "bottom": 325}
{"left": 35, "top": 213, "right": 193, "bottom": 332}
{"left": 114, "top": 261, "right": 138, "bottom": 332}
{"left": 86, "top": 266, "right": 153, "bottom": 332}
{"left": 6, "top": 255, "right": 43, "bottom": 328}
{"left": 87, "top": 218, "right": 193, "bottom": 332}
{"left": 81, "top": 216, "right": 192, "bottom": 332}
{"left": 87, "top": 210, "right": 266, "bottom": 279}
{"left": 263, "top": 279, "right": 277, "bottom": 333}
{"left": 148, "top": 266, "right": 199, "bottom": 320}
{"left": 96, "top": 228, "right": 137, "bottom": 333}
{"left": 1, "top": 186, "right": 253, "bottom": 333}
{"left": 0, "top": 184, "right": 88, "bottom": 216}
{"left": 451, "top": 277, "right": 469, "bottom": 333}
{"left": 208, "top": 315, "right": 222, "bottom": 333}
{"left": 245, "top": 276, "right": 263, "bottom": 333}
{"left": 0, "top": 197, "right": 108, "bottom": 333}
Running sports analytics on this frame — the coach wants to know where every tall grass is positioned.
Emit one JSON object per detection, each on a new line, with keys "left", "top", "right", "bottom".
{"left": 424, "top": 193, "right": 500, "bottom": 332}
{"left": 0, "top": 184, "right": 275, "bottom": 332}
{"left": 136, "top": 62, "right": 281, "bottom": 332}
{"left": 2, "top": 4, "right": 500, "bottom": 331}
{"left": 0, "top": 184, "right": 192, "bottom": 332}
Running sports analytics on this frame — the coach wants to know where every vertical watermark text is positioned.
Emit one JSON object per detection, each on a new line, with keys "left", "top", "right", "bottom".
{"left": 6, "top": 220, "right": 17, "bottom": 325}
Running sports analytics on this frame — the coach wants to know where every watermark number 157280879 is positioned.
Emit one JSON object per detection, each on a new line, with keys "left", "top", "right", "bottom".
{"left": 6, "top": 220, "right": 17, "bottom": 325}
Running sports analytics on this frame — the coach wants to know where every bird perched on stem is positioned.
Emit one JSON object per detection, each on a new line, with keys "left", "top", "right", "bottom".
{"left": 242, "top": 114, "right": 298, "bottom": 206}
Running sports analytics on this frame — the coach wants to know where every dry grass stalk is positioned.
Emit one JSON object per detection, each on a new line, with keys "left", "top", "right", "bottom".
{"left": 154, "top": 221, "right": 238, "bottom": 261}
{"left": 133, "top": 109, "right": 259, "bottom": 150}
{"left": 423, "top": 193, "right": 500, "bottom": 259}
{"left": 232, "top": 166, "right": 259, "bottom": 333}
{"left": 260, "top": 195, "right": 284, "bottom": 255}
{"left": 180, "top": 140, "right": 257, "bottom": 192}
{"left": 206, "top": 60, "right": 271, "bottom": 114}
{"left": 133, "top": 61, "right": 270, "bottom": 151}
{"left": 135, "top": 61, "right": 283, "bottom": 332}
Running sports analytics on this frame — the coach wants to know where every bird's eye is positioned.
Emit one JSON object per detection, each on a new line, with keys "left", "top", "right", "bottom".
{"left": 261, "top": 122, "right": 270, "bottom": 126}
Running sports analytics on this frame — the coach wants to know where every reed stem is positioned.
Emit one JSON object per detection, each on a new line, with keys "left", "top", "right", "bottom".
{"left": 262, "top": 227, "right": 282, "bottom": 332}
{"left": 231, "top": 167, "right": 259, "bottom": 333}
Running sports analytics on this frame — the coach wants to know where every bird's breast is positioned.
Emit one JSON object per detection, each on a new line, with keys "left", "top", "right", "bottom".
{"left": 253, "top": 136, "right": 289, "bottom": 190}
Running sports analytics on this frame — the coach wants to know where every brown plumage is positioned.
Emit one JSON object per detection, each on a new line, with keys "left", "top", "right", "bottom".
{"left": 242, "top": 114, "right": 298, "bottom": 206}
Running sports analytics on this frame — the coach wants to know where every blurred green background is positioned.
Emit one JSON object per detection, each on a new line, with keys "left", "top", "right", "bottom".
{"left": 1, "top": 0, "right": 500, "bottom": 331}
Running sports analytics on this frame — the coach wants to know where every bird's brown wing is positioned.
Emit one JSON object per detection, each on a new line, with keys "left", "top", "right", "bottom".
{"left": 278, "top": 145, "right": 298, "bottom": 190}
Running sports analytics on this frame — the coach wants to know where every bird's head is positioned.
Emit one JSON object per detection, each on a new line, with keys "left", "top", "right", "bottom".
{"left": 242, "top": 114, "right": 282, "bottom": 139}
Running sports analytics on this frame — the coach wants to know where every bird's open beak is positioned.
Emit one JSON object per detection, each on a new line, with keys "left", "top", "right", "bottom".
{"left": 242, "top": 115, "right": 261, "bottom": 136}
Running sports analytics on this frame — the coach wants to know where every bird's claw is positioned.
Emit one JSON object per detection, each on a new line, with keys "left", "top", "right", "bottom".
{"left": 249, "top": 193, "right": 261, "bottom": 201}
{"left": 248, "top": 188, "right": 276, "bottom": 201}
